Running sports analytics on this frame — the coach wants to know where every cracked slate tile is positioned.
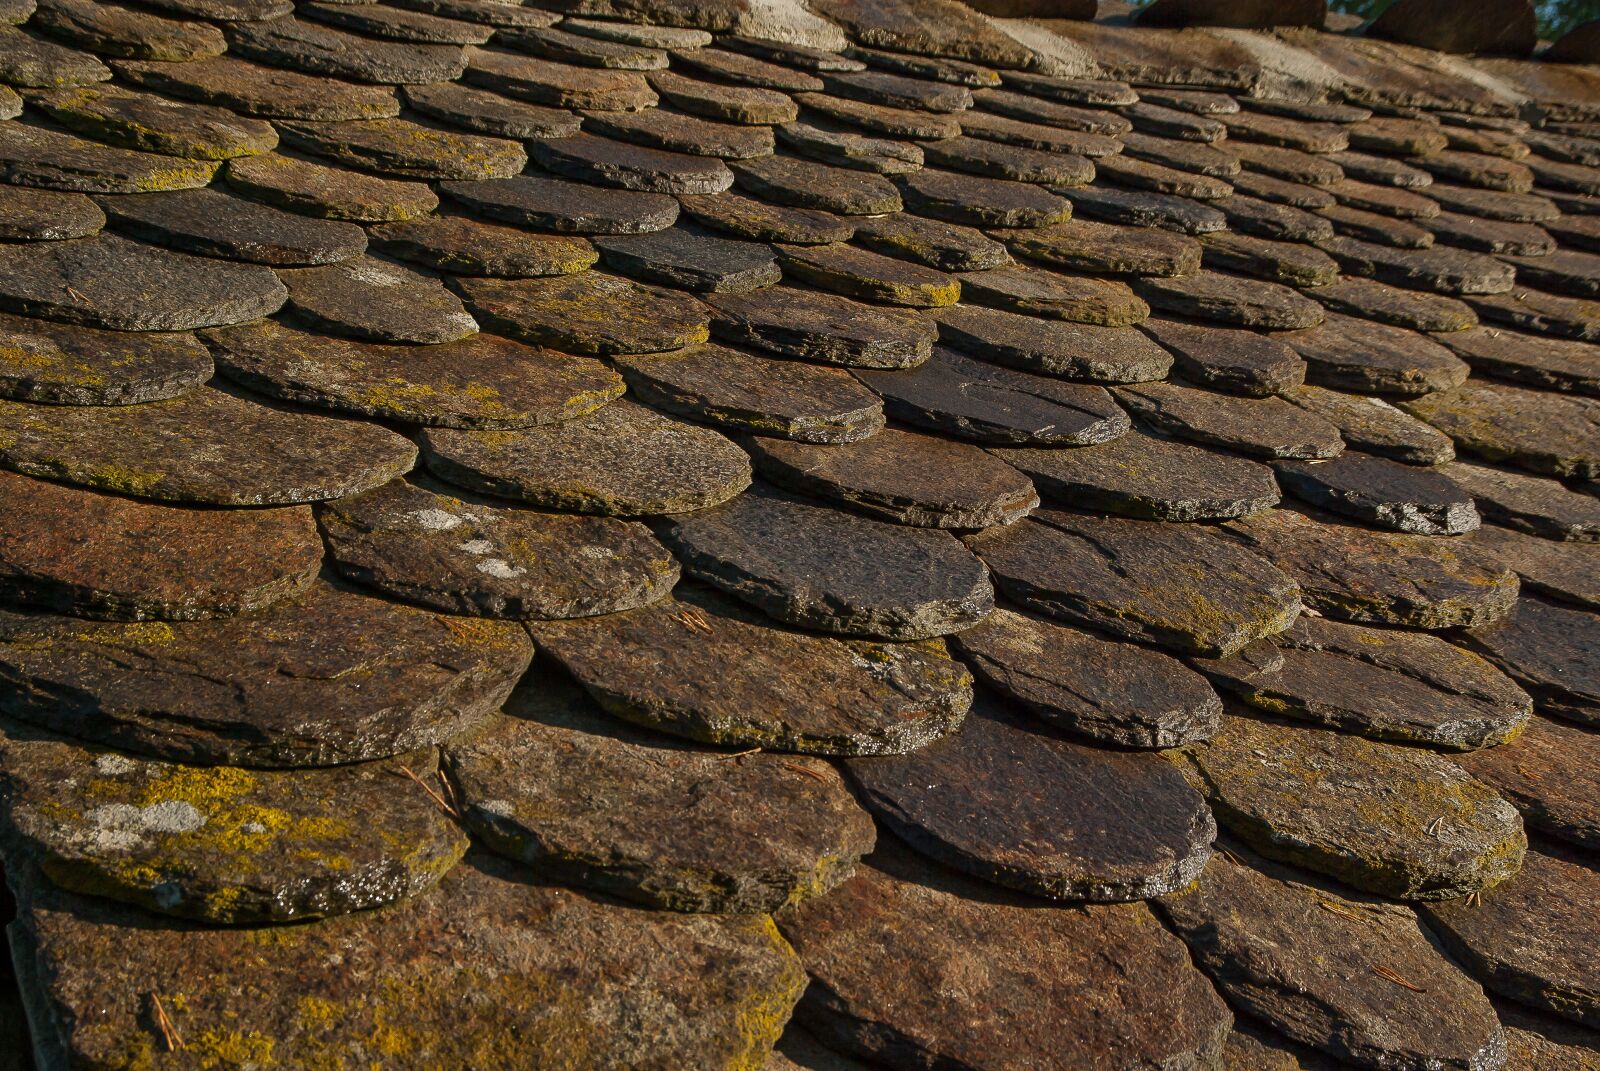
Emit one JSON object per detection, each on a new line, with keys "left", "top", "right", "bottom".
{"left": 26, "top": 84, "right": 278, "bottom": 159}
{"left": 529, "top": 132, "right": 734, "bottom": 194}
{"left": 206, "top": 318, "right": 622, "bottom": 429}
{"left": 0, "top": 184, "right": 103, "bottom": 240}
{"left": 112, "top": 56, "right": 400, "bottom": 120}
{"left": 1441, "top": 460, "right": 1600, "bottom": 541}
{"left": 0, "top": 577, "right": 530, "bottom": 765}
{"left": 445, "top": 673, "right": 874, "bottom": 913}
{"left": 994, "top": 428, "right": 1280, "bottom": 522}
{"left": 370, "top": 214, "right": 595, "bottom": 278}
{"left": 993, "top": 217, "right": 1201, "bottom": 277}
{"left": 1115, "top": 381, "right": 1343, "bottom": 461}
{"left": 731, "top": 154, "right": 901, "bottom": 214}
{"left": 966, "top": 509, "right": 1301, "bottom": 659}
{"left": 224, "top": 14, "right": 468, "bottom": 83}
{"left": 776, "top": 242, "right": 958, "bottom": 307}
{"left": 648, "top": 68, "right": 794, "bottom": 123}
{"left": 777, "top": 836, "right": 1232, "bottom": 1071}
{"left": 918, "top": 135, "right": 1091, "bottom": 186}
{"left": 776, "top": 119, "right": 923, "bottom": 174}
{"left": 1178, "top": 713, "right": 1525, "bottom": 900}
{"left": 857, "top": 347, "right": 1129, "bottom": 447}
{"left": 1281, "top": 384, "right": 1456, "bottom": 465}
{"left": 1454, "top": 715, "right": 1600, "bottom": 852}
{"left": 0, "top": 309, "right": 211, "bottom": 405}
{"left": 1135, "top": 271, "right": 1326, "bottom": 330}
{"left": 1460, "top": 594, "right": 1600, "bottom": 728}
{"left": 678, "top": 190, "right": 853, "bottom": 244}
{"left": 1311, "top": 276, "right": 1478, "bottom": 333}
{"left": 31, "top": 0, "right": 224, "bottom": 61}
{"left": 747, "top": 426, "right": 1036, "bottom": 528}
{"left": 1158, "top": 849, "right": 1508, "bottom": 1071}
{"left": 534, "top": 581, "right": 973, "bottom": 754}
{"left": 0, "top": 120, "right": 215, "bottom": 193}
{"left": 706, "top": 285, "right": 934, "bottom": 368}
{"left": 1138, "top": 317, "right": 1306, "bottom": 397}
{"left": 956, "top": 266, "right": 1148, "bottom": 326}
{"left": 852, "top": 213, "right": 1009, "bottom": 272}
{"left": 441, "top": 173, "right": 677, "bottom": 234}
{"left": 934, "top": 304, "right": 1171, "bottom": 383}
{"left": 1280, "top": 312, "right": 1470, "bottom": 396}
{"left": 1421, "top": 847, "right": 1600, "bottom": 1030}
{"left": 0, "top": 25, "right": 110, "bottom": 88}
{"left": 0, "top": 468, "right": 319, "bottom": 621}
{"left": 616, "top": 342, "right": 884, "bottom": 443}
{"left": 98, "top": 187, "right": 366, "bottom": 266}
{"left": 275, "top": 117, "right": 527, "bottom": 181}
{"left": 594, "top": 225, "right": 779, "bottom": 292}
{"left": 591, "top": 107, "right": 775, "bottom": 160}
{"left": 9, "top": 849, "right": 803, "bottom": 1071}
{"left": 0, "top": 725, "right": 469, "bottom": 923}
{"left": 466, "top": 48, "right": 656, "bottom": 109}
{"left": 1193, "top": 614, "right": 1529, "bottom": 750}
{"left": 1223, "top": 508, "right": 1519, "bottom": 630}
{"left": 454, "top": 271, "right": 710, "bottom": 355}
{"left": 280, "top": 257, "right": 476, "bottom": 345}
{"left": 319, "top": 476, "right": 675, "bottom": 619}
{"left": 1468, "top": 523, "right": 1600, "bottom": 611}
{"left": 401, "top": 80, "right": 582, "bottom": 138}
{"left": 298, "top": 1, "right": 494, "bottom": 44}
{"left": 1063, "top": 185, "right": 1229, "bottom": 235}
{"left": 225, "top": 153, "right": 438, "bottom": 221}
{"left": 1198, "top": 232, "right": 1340, "bottom": 289}
{"left": 1401, "top": 382, "right": 1600, "bottom": 480}
{"left": 847, "top": 695, "right": 1214, "bottom": 902}
{"left": 1275, "top": 451, "right": 1477, "bottom": 534}
{"left": 421, "top": 398, "right": 748, "bottom": 517}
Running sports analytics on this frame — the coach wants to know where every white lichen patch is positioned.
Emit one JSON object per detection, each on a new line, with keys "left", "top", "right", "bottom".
{"left": 410, "top": 508, "right": 464, "bottom": 531}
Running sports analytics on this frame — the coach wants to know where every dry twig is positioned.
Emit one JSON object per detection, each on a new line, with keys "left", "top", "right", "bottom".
{"left": 670, "top": 607, "right": 714, "bottom": 635}
{"left": 1372, "top": 965, "right": 1427, "bottom": 993}
{"left": 149, "top": 993, "right": 185, "bottom": 1052}
{"left": 394, "top": 765, "right": 461, "bottom": 819}
{"left": 780, "top": 762, "right": 831, "bottom": 784}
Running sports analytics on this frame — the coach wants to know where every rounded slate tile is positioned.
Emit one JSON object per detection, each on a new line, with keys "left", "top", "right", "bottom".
{"left": 649, "top": 68, "right": 795, "bottom": 124}
{"left": 1194, "top": 615, "right": 1530, "bottom": 750}
{"left": 401, "top": 80, "right": 581, "bottom": 139}
{"left": 0, "top": 579, "right": 533, "bottom": 767}
{"left": 851, "top": 213, "right": 1009, "bottom": 272}
{"left": 679, "top": 191, "right": 853, "bottom": 245}
{"left": 1427, "top": 211, "right": 1552, "bottom": 256}
{"left": 533, "top": 583, "right": 973, "bottom": 755}
{"left": 993, "top": 217, "right": 1202, "bottom": 277}
{"left": 661, "top": 485, "right": 994, "bottom": 641}
{"left": 500, "top": 25, "right": 667, "bottom": 69}
{"left": 1098, "top": 154, "right": 1235, "bottom": 201}
{"left": 203, "top": 319, "right": 622, "bottom": 429}
{"left": 933, "top": 305, "right": 1171, "bottom": 383}
{"left": 1115, "top": 381, "right": 1345, "bottom": 461}
{"left": 776, "top": 120, "right": 923, "bottom": 175}
{"left": 1199, "top": 232, "right": 1339, "bottom": 289}
{"left": 467, "top": 49, "right": 655, "bottom": 109}
{"left": 1312, "top": 276, "right": 1478, "bottom": 333}
{"left": 1496, "top": 1003, "right": 1600, "bottom": 1071}
{"left": 528, "top": 132, "right": 735, "bottom": 195}
{"left": 957, "top": 266, "right": 1149, "bottom": 326}
{"left": 967, "top": 510, "right": 1302, "bottom": 658}
{"left": 1402, "top": 382, "right": 1600, "bottom": 480}
{"left": 97, "top": 187, "right": 367, "bottom": 266}
{"left": 1282, "top": 384, "right": 1456, "bottom": 465}
{"left": 0, "top": 25, "right": 110, "bottom": 88}
{"left": 223, "top": 14, "right": 469, "bottom": 84}
{"left": 1158, "top": 850, "right": 1509, "bottom": 1071}
{"left": 564, "top": 17, "right": 712, "bottom": 48}
{"left": 1137, "top": 317, "right": 1306, "bottom": 397}
{"left": 440, "top": 173, "right": 678, "bottom": 235}
{"left": 1320, "top": 236, "right": 1513, "bottom": 297}
{"left": 1063, "top": 186, "right": 1229, "bottom": 235}
{"left": 27, "top": 84, "right": 278, "bottom": 160}
{"left": 1421, "top": 848, "right": 1600, "bottom": 1029}
{"left": 747, "top": 427, "right": 1037, "bottom": 528}
{"left": 299, "top": 0, "right": 494, "bottom": 43}
{"left": 794, "top": 92, "right": 960, "bottom": 141}
{"left": 994, "top": 429, "right": 1281, "bottom": 522}
{"left": 0, "top": 185, "right": 103, "bottom": 241}
{"left": 775, "top": 243, "right": 959, "bottom": 307}
{"left": 0, "top": 386, "right": 418, "bottom": 505}
{"left": 11, "top": 851, "right": 803, "bottom": 1071}
{"left": 1434, "top": 324, "right": 1600, "bottom": 397}
{"left": 1224, "top": 508, "right": 1518, "bottom": 630}
{"left": 32, "top": 0, "right": 225, "bottom": 60}
{"left": 446, "top": 674, "right": 876, "bottom": 913}
{"left": 706, "top": 285, "right": 935, "bottom": 369}
{"left": 1322, "top": 203, "right": 1435, "bottom": 249}
{"left": 1442, "top": 460, "right": 1600, "bottom": 541}
{"left": 921, "top": 134, "right": 1096, "bottom": 184}
{"left": 1460, "top": 595, "right": 1600, "bottom": 727}
{"left": 368, "top": 214, "right": 597, "bottom": 277}
{"left": 848, "top": 696, "right": 1214, "bottom": 901}
{"left": 857, "top": 348, "right": 1130, "bottom": 446}
{"left": 0, "top": 726, "right": 469, "bottom": 923}
{"left": 1430, "top": 184, "right": 1557, "bottom": 224}
{"left": 896, "top": 168, "right": 1071, "bottom": 228}
{"left": 729, "top": 154, "right": 901, "bottom": 215}
{"left": 0, "top": 470, "right": 320, "bottom": 621}
{"left": 1280, "top": 313, "right": 1469, "bottom": 396}
{"left": 1179, "top": 714, "right": 1525, "bottom": 900}
{"left": 1135, "top": 271, "right": 1326, "bottom": 330}
{"left": 1469, "top": 523, "right": 1600, "bottom": 611}
{"left": 1223, "top": 190, "right": 1335, "bottom": 236}
{"left": 0, "top": 233, "right": 285, "bottom": 331}
{"left": 275, "top": 117, "right": 526, "bottom": 181}
{"left": 777, "top": 838, "right": 1233, "bottom": 1071}
{"left": 615, "top": 343, "right": 884, "bottom": 444}
{"left": 949, "top": 608, "right": 1221, "bottom": 748}
{"left": 224, "top": 152, "right": 438, "bottom": 222}
{"left": 112, "top": 56, "right": 401, "bottom": 121}
{"left": 0, "top": 310, "right": 211, "bottom": 404}
{"left": 1467, "top": 287, "right": 1600, "bottom": 344}
{"left": 421, "top": 399, "right": 750, "bottom": 517}
{"left": 1454, "top": 715, "right": 1600, "bottom": 851}
{"left": 280, "top": 257, "right": 478, "bottom": 344}
{"left": 1274, "top": 452, "right": 1479, "bottom": 535}
{"left": 319, "top": 477, "right": 677, "bottom": 619}
{"left": 454, "top": 272, "right": 710, "bottom": 355}
{"left": 588, "top": 106, "right": 774, "bottom": 160}
{"left": 593, "top": 225, "right": 780, "bottom": 293}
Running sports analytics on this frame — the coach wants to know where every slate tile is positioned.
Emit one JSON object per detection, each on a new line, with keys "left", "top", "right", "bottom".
{"left": 1138, "top": 316, "right": 1306, "bottom": 396}
{"left": 733, "top": 35, "right": 865, "bottom": 73}
{"left": 1346, "top": 116, "right": 1448, "bottom": 156}
{"left": 996, "top": 69, "right": 1135, "bottom": 105}
{"left": 1229, "top": 170, "right": 1338, "bottom": 209}
{"left": 1441, "top": 460, "right": 1600, "bottom": 541}
{"left": 535, "top": 580, "right": 974, "bottom": 754}
{"left": 0, "top": 578, "right": 530, "bottom": 765}
{"left": 1428, "top": 182, "right": 1559, "bottom": 222}
{"left": 853, "top": 213, "right": 1009, "bottom": 272}
{"left": 0, "top": 232, "right": 285, "bottom": 331}
{"left": 895, "top": 168, "right": 1070, "bottom": 228}
{"left": 662, "top": 484, "right": 994, "bottom": 641}
{"left": 0, "top": 26, "right": 109, "bottom": 88}
{"left": 1214, "top": 1024, "right": 1342, "bottom": 1071}
{"left": 384, "top": 0, "right": 559, "bottom": 19}
{"left": 1320, "top": 202, "right": 1435, "bottom": 249}
{"left": 226, "top": 152, "right": 438, "bottom": 221}
{"left": 1500, "top": 249, "right": 1600, "bottom": 301}
{"left": 298, "top": 0, "right": 494, "bottom": 44}
{"left": 1280, "top": 312, "right": 1470, "bottom": 396}
{"left": 1133, "top": 87, "right": 1237, "bottom": 115}
{"left": 1469, "top": 523, "right": 1600, "bottom": 610}
{"left": 1179, "top": 713, "right": 1525, "bottom": 900}
{"left": 1115, "top": 381, "right": 1343, "bottom": 460}
{"left": 1277, "top": 452, "right": 1475, "bottom": 534}
{"left": 280, "top": 257, "right": 476, "bottom": 345}
{"left": 747, "top": 427, "right": 1037, "bottom": 528}
{"left": 96, "top": 0, "right": 289, "bottom": 20}
{"left": 1244, "top": 99, "right": 1371, "bottom": 125}
{"left": 563, "top": 17, "right": 712, "bottom": 49}
{"left": 777, "top": 837, "right": 1233, "bottom": 1071}
{"left": 453, "top": 271, "right": 710, "bottom": 354}
{"left": 1401, "top": 382, "right": 1600, "bottom": 479}
{"left": 1466, "top": 287, "right": 1600, "bottom": 343}
{"left": 0, "top": 83, "right": 18, "bottom": 118}
{"left": 529, "top": 132, "right": 734, "bottom": 194}
{"left": 777, "top": 242, "right": 959, "bottom": 307}
{"left": 0, "top": 309, "right": 210, "bottom": 404}
{"left": 1159, "top": 850, "right": 1508, "bottom": 1070}
{"left": 967, "top": 509, "right": 1301, "bottom": 658}
{"left": 445, "top": 676, "right": 875, "bottom": 912}
{"left": 98, "top": 187, "right": 366, "bottom": 266}
{"left": 1064, "top": 185, "right": 1229, "bottom": 235}
{"left": 500, "top": 25, "right": 667, "bottom": 69}
{"left": 32, "top": 0, "right": 224, "bottom": 61}
{"left": 589, "top": 107, "right": 774, "bottom": 160}
{"left": 616, "top": 342, "right": 884, "bottom": 443}
{"left": 776, "top": 120, "right": 922, "bottom": 175}
{"left": 934, "top": 304, "right": 1171, "bottom": 383}
{"left": 112, "top": 56, "right": 400, "bottom": 120}
{"left": 822, "top": 69, "right": 971, "bottom": 113}
{"left": 1325, "top": 148, "right": 1434, "bottom": 188}
{"left": 1117, "top": 130, "right": 1240, "bottom": 179}
{"left": 0, "top": 469, "right": 318, "bottom": 620}
{"left": 731, "top": 154, "right": 901, "bottom": 214}
{"left": 848, "top": 696, "right": 1215, "bottom": 901}
{"left": 797, "top": 91, "right": 962, "bottom": 140}
{"left": 1454, "top": 715, "right": 1600, "bottom": 852}
{"left": 421, "top": 398, "right": 748, "bottom": 516}
{"left": 593, "top": 225, "right": 777, "bottom": 292}
{"left": 1543, "top": 212, "right": 1600, "bottom": 252}
{"left": 370, "top": 214, "right": 595, "bottom": 278}
{"left": 275, "top": 117, "right": 527, "bottom": 181}
{"left": 674, "top": 45, "right": 822, "bottom": 90}
{"left": 957, "top": 266, "right": 1149, "bottom": 326}
{"left": 1460, "top": 594, "right": 1600, "bottom": 727}
{"left": 1281, "top": 385, "right": 1456, "bottom": 465}
{"left": 1097, "top": 154, "right": 1233, "bottom": 200}
{"left": 994, "top": 217, "right": 1201, "bottom": 277}
{"left": 1310, "top": 276, "right": 1479, "bottom": 333}
{"left": 224, "top": 14, "right": 468, "bottom": 84}
{"left": 994, "top": 427, "right": 1280, "bottom": 522}
{"left": 858, "top": 347, "right": 1130, "bottom": 446}
{"left": 648, "top": 68, "right": 794, "bottom": 124}
{"left": 1435, "top": 325, "right": 1600, "bottom": 396}
{"left": 0, "top": 120, "right": 215, "bottom": 193}
{"left": 1496, "top": 1003, "right": 1600, "bottom": 1071}
{"left": 441, "top": 173, "right": 676, "bottom": 234}
{"left": 706, "top": 285, "right": 935, "bottom": 368}
{"left": 1325, "top": 179, "right": 1442, "bottom": 221}
{"left": 958, "top": 109, "right": 1123, "bottom": 157}
{"left": 1525, "top": 155, "right": 1600, "bottom": 196}
{"left": 1216, "top": 194, "right": 1335, "bottom": 244}
{"left": 807, "top": 0, "right": 1036, "bottom": 69}
{"left": 973, "top": 88, "right": 1131, "bottom": 137}
{"left": 466, "top": 48, "right": 656, "bottom": 109}
{"left": 1199, "top": 232, "right": 1339, "bottom": 288}
{"left": 678, "top": 190, "right": 854, "bottom": 244}
{"left": 0, "top": 726, "right": 469, "bottom": 922}
{"left": 1421, "top": 848, "right": 1600, "bottom": 1030}
{"left": 27, "top": 84, "right": 278, "bottom": 159}
{"left": 9, "top": 850, "right": 802, "bottom": 1070}
{"left": 1124, "top": 101, "right": 1226, "bottom": 142}
{"left": 1228, "top": 141, "right": 1344, "bottom": 186}
{"left": 1137, "top": 271, "right": 1326, "bottom": 330}
{"left": 1223, "top": 507, "right": 1519, "bottom": 629}
{"left": 1321, "top": 235, "right": 1515, "bottom": 296}
{"left": 1426, "top": 211, "right": 1553, "bottom": 256}
{"left": 401, "top": 80, "right": 581, "bottom": 139}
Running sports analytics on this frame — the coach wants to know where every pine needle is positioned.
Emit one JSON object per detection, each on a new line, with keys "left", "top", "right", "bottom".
{"left": 1372, "top": 965, "right": 1427, "bottom": 993}
{"left": 394, "top": 764, "right": 461, "bottom": 819}
{"left": 150, "top": 993, "right": 184, "bottom": 1052}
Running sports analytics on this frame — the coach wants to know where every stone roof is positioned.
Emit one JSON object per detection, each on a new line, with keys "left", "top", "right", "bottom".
{"left": 0, "top": 0, "right": 1598, "bottom": 1067}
